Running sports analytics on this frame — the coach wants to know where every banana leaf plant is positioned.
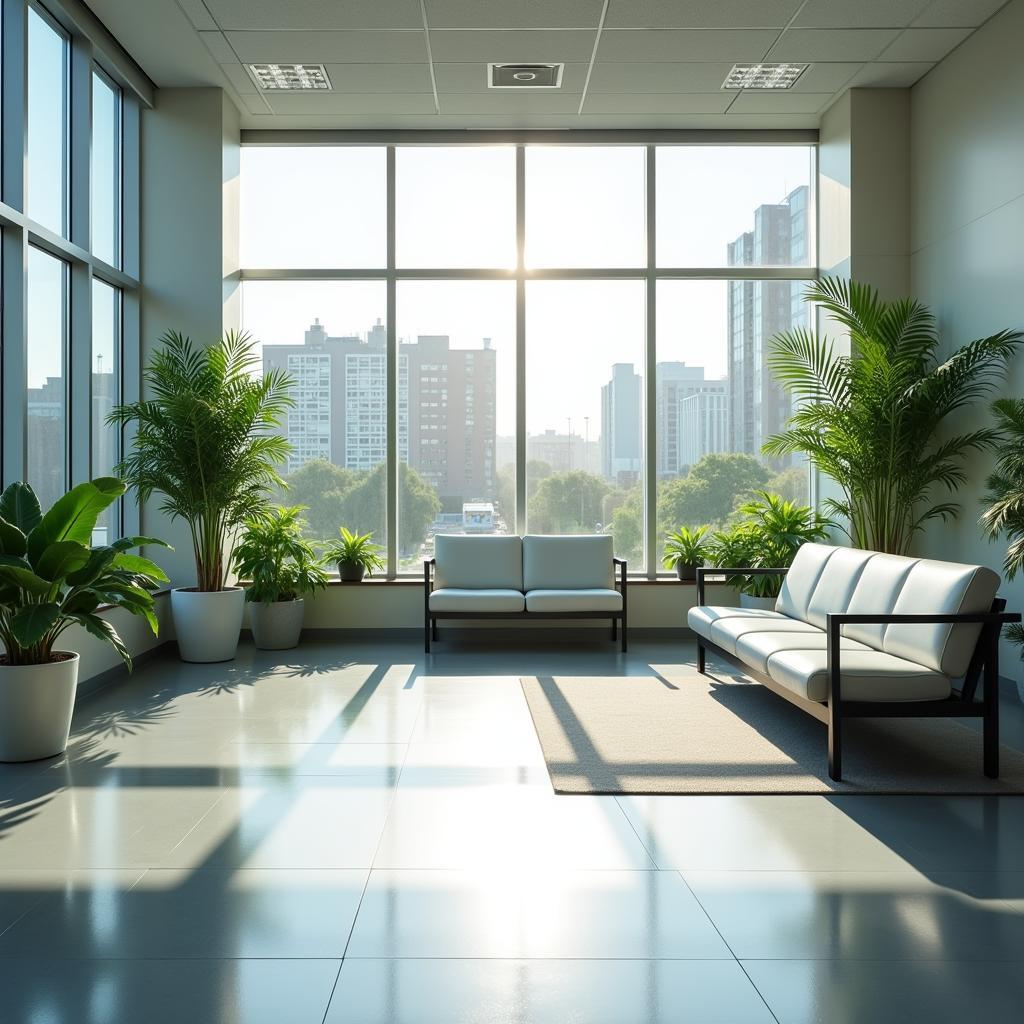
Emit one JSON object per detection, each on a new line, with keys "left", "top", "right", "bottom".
{"left": 0, "top": 479, "right": 170, "bottom": 668}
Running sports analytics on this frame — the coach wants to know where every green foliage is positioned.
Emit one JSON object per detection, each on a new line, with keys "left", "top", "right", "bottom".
{"left": 0, "top": 480, "right": 170, "bottom": 667}
{"left": 766, "top": 466, "right": 808, "bottom": 505}
{"left": 658, "top": 453, "right": 772, "bottom": 529}
{"left": 662, "top": 525, "right": 712, "bottom": 569}
{"left": 324, "top": 527, "right": 385, "bottom": 575}
{"left": 764, "top": 277, "right": 1023, "bottom": 554}
{"left": 109, "top": 331, "right": 294, "bottom": 591}
{"left": 529, "top": 471, "right": 609, "bottom": 533}
{"left": 279, "top": 461, "right": 356, "bottom": 540}
{"left": 233, "top": 506, "right": 329, "bottom": 604}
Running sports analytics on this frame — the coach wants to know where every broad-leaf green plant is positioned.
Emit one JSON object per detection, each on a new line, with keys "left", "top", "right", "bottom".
{"left": 0, "top": 479, "right": 169, "bottom": 667}
{"left": 323, "top": 527, "right": 385, "bottom": 576}
{"left": 662, "top": 525, "right": 712, "bottom": 570}
{"left": 764, "top": 277, "right": 1022, "bottom": 554}
{"left": 233, "top": 506, "right": 330, "bottom": 604}
{"left": 109, "top": 331, "right": 293, "bottom": 592}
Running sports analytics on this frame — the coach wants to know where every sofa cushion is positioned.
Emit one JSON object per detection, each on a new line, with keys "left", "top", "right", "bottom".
{"left": 735, "top": 629, "right": 873, "bottom": 675}
{"left": 765, "top": 648, "right": 951, "bottom": 703}
{"left": 688, "top": 605, "right": 782, "bottom": 636}
{"left": 434, "top": 535, "right": 523, "bottom": 591}
{"left": 707, "top": 614, "right": 819, "bottom": 656}
{"left": 429, "top": 588, "right": 525, "bottom": 613}
{"left": 525, "top": 588, "right": 622, "bottom": 613}
{"left": 842, "top": 553, "right": 919, "bottom": 649}
{"left": 522, "top": 534, "right": 614, "bottom": 591}
{"left": 883, "top": 558, "right": 1001, "bottom": 677}
{"left": 803, "top": 547, "right": 875, "bottom": 629}
{"left": 775, "top": 543, "right": 836, "bottom": 622}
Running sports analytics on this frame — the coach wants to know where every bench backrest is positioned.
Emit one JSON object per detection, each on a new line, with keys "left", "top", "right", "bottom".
{"left": 434, "top": 535, "right": 523, "bottom": 591}
{"left": 523, "top": 534, "right": 614, "bottom": 591}
{"left": 776, "top": 542, "right": 1000, "bottom": 677}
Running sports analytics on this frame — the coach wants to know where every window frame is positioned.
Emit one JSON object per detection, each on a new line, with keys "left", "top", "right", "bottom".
{"left": 241, "top": 132, "right": 819, "bottom": 579}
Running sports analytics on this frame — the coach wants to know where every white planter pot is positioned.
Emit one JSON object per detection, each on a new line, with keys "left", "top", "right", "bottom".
{"left": 740, "top": 593, "right": 778, "bottom": 611}
{"left": 0, "top": 652, "right": 80, "bottom": 762}
{"left": 249, "top": 598, "right": 305, "bottom": 650}
{"left": 171, "top": 587, "right": 245, "bottom": 663}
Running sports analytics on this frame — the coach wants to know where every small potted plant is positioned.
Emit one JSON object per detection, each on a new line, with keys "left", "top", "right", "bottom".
{"left": 233, "top": 506, "right": 329, "bottom": 650}
{"left": 0, "top": 479, "right": 169, "bottom": 762}
{"left": 109, "top": 331, "right": 293, "bottom": 662}
{"left": 662, "top": 525, "right": 711, "bottom": 582}
{"left": 325, "top": 527, "right": 384, "bottom": 583}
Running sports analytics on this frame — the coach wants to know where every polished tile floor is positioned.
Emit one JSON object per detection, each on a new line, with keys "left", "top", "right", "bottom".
{"left": 1, "top": 639, "right": 1023, "bottom": 1023}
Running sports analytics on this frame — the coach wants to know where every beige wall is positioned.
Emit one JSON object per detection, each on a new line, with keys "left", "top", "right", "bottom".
{"left": 910, "top": 0, "right": 1024, "bottom": 677}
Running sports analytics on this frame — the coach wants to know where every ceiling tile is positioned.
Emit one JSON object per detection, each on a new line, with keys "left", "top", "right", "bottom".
{"left": 790, "top": 62, "right": 863, "bottom": 91}
{"left": 768, "top": 27, "right": 901, "bottom": 61}
{"left": 321, "top": 63, "right": 434, "bottom": 93}
{"left": 425, "top": 0, "right": 604, "bottom": 29}
{"left": 428, "top": 29, "right": 597, "bottom": 62}
{"left": 438, "top": 93, "right": 583, "bottom": 113}
{"left": 587, "top": 61, "right": 733, "bottom": 93}
{"left": 224, "top": 30, "right": 429, "bottom": 63}
{"left": 198, "top": 31, "right": 236, "bottom": 63}
{"left": 205, "top": 0, "right": 424, "bottom": 30}
{"left": 176, "top": 0, "right": 218, "bottom": 31}
{"left": 219, "top": 62, "right": 258, "bottom": 94}
{"left": 267, "top": 93, "right": 438, "bottom": 115}
{"left": 793, "top": 0, "right": 931, "bottom": 28}
{"left": 847, "top": 61, "right": 935, "bottom": 86}
{"left": 728, "top": 91, "right": 835, "bottom": 113}
{"left": 911, "top": 0, "right": 1008, "bottom": 26}
{"left": 604, "top": 0, "right": 803, "bottom": 29}
{"left": 878, "top": 26, "right": 973, "bottom": 60}
{"left": 433, "top": 62, "right": 590, "bottom": 93}
{"left": 582, "top": 93, "right": 734, "bottom": 114}
{"left": 240, "top": 94, "right": 273, "bottom": 116}
{"left": 597, "top": 28, "right": 779, "bottom": 61}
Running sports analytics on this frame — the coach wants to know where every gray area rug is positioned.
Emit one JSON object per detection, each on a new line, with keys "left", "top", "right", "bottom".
{"left": 520, "top": 667, "right": 1024, "bottom": 795}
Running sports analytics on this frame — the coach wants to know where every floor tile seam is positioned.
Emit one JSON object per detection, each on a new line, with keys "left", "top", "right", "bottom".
{"left": 339, "top": 953, "right": 748, "bottom": 962}
{"left": 611, "top": 795, "right": 666, "bottom": 870}
{"left": 156, "top": 787, "right": 238, "bottom": 863}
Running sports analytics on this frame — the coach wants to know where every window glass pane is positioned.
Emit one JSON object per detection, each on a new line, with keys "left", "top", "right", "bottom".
{"left": 27, "top": 248, "right": 68, "bottom": 510}
{"left": 396, "top": 147, "right": 516, "bottom": 268}
{"left": 397, "top": 281, "right": 514, "bottom": 570}
{"left": 240, "top": 147, "right": 386, "bottom": 268}
{"left": 525, "top": 147, "right": 645, "bottom": 268}
{"left": 92, "top": 72, "right": 121, "bottom": 267}
{"left": 656, "top": 146, "right": 812, "bottom": 267}
{"left": 27, "top": 6, "right": 69, "bottom": 235}
{"left": 655, "top": 280, "right": 809, "bottom": 566}
{"left": 526, "top": 280, "right": 645, "bottom": 567}
{"left": 91, "top": 280, "right": 121, "bottom": 543}
{"left": 242, "top": 281, "right": 388, "bottom": 548}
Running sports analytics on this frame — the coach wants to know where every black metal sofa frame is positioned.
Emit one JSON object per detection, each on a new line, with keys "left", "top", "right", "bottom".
{"left": 695, "top": 566, "right": 1021, "bottom": 782}
{"left": 424, "top": 557, "right": 628, "bottom": 654}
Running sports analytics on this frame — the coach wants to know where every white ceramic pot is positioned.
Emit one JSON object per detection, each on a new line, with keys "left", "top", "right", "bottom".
{"left": 0, "top": 652, "right": 80, "bottom": 762}
{"left": 171, "top": 587, "right": 245, "bottom": 663}
{"left": 249, "top": 598, "right": 305, "bottom": 650}
{"left": 740, "top": 593, "right": 778, "bottom": 611}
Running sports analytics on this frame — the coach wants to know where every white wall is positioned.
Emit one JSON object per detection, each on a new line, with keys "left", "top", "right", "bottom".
{"left": 910, "top": 0, "right": 1024, "bottom": 677}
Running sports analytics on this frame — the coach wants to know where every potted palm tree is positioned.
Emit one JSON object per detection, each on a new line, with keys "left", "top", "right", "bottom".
{"left": 0, "top": 479, "right": 169, "bottom": 761}
{"left": 233, "top": 506, "right": 329, "bottom": 650}
{"left": 109, "top": 331, "right": 293, "bottom": 662}
{"left": 765, "top": 277, "right": 1022, "bottom": 554}
{"left": 662, "top": 525, "right": 711, "bottom": 581}
{"left": 324, "top": 527, "right": 384, "bottom": 583}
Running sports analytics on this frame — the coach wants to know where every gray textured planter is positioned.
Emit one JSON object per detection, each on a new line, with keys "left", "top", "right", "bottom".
{"left": 338, "top": 561, "right": 366, "bottom": 583}
{"left": 675, "top": 562, "right": 699, "bottom": 582}
{"left": 249, "top": 598, "right": 305, "bottom": 650}
{"left": 0, "top": 652, "right": 80, "bottom": 762}
{"left": 171, "top": 587, "right": 245, "bottom": 663}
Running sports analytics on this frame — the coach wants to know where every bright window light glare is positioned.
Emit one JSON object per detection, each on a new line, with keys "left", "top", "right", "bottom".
{"left": 722, "top": 63, "right": 808, "bottom": 90}
{"left": 248, "top": 64, "right": 332, "bottom": 91}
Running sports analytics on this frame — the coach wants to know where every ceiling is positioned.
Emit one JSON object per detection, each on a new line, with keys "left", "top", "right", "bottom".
{"left": 87, "top": 0, "right": 1010, "bottom": 130}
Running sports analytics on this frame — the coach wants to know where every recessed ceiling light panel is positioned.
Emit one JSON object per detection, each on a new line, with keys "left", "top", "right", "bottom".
{"left": 488, "top": 63, "right": 564, "bottom": 89}
{"left": 248, "top": 63, "right": 332, "bottom": 91}
{"left": 722, "top": 63, "right": 808, "bottom": 90}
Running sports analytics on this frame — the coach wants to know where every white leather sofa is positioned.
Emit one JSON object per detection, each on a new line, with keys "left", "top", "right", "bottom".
{"left": 425, "top": 534, "right": 627, "bottom": 652}
{"left": 689, "top": 542, "right": 1019, "bottom": 781}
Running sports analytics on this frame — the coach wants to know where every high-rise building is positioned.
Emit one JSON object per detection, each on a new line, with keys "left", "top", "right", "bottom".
{"left": 526, "top": 429, "right": 600, "bottom": 475}
{"left": 678, "top": 390, "right": 729, "bottom": 467}
{"left": 655, "top": 362, "right": 729, "bottom": 476}
{"left": 727, "top": 184, "right": 810, "bottom": 466}
{"left": 600, "top": 363, "right": 642, "bottom": 484}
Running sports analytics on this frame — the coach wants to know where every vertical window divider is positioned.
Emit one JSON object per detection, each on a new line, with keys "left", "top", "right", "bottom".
{"left": 386, "top": 145, "right": 398, "bottom": 578}
{"left": 644, "top": 144, "right": 657, "bottom": 579}
{"left": 515, "top": 144, "right": 526, "bottom": 537}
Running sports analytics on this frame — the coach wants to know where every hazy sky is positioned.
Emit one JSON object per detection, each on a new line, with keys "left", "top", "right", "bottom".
{"left": 238, "top": 144, "right": 812, "bottom": 438}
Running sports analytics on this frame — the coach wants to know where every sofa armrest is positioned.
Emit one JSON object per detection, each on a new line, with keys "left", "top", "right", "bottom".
{"left": 613, "top": 557, "right": 627, "bottom": 594}
{"left": 423, "top": 558, "right": 435, "bottom": 604}
{"left": 696, "top": 565, "right": 790, "bottom": 605}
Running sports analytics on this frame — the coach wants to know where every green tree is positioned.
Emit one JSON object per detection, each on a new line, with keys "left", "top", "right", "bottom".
{"left": 530, "top": 471, "right": 609, "bottom": 533}
{"left": 347, "top": 463, "right": 440, "bottom": 555}
{"left": 610, "top": 487, "right": 643, "bottom": 564}
{"left": 658, "top": 452, "right": 772, "bottom": 529}
{"left": 767, "top": 465, "right": 809, "bottom": 505}
{"left": 280, "top": 460, "right": 356, "bottom": 541}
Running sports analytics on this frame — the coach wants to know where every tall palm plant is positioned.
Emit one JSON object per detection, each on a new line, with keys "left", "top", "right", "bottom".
{"left": 109, "top": 331, "right": 294, "bottom": 591}
{"left": 763, "top": 277, "right": 1022, "bottom": 554}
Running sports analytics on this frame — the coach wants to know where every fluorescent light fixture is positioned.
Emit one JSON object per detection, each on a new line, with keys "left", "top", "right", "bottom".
{"left": 722, "top": 63, "right": 808, "bottom": 90}
{"left": 248, "top": 63, "right": 332, "bottom": 91}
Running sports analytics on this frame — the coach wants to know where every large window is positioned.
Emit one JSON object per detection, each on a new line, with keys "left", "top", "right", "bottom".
{"left": 240, "top": 141, "right": 815, "bottom": 576}
{"left": 91, "top": 71, "right": 122, "bottom": 267}
{"left": 91, "top": 279, "right": 122, "bottom": 542}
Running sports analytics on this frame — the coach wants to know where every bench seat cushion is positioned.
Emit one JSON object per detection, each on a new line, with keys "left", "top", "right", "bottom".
{"left": 523, "top": 534, "right": 614, "bottom": 591}
{"left": 429, "top": 588, "right": 525, "bottom": 613}
{"left": 688, "top": 605, "right": 791, "bottom": 637}
{"left": 735, "top": 630, "right": 873, "bottom": 675}
{"left": 765, "top": 648, "right": 951, "bottom": 703}
{"left": 525, "top": 588, "right": 622, "bottom": 613}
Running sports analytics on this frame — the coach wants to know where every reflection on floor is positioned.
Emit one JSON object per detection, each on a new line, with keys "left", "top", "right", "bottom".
{"left": 0, "top": 639, "right": 1023, "bottom": 1023}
